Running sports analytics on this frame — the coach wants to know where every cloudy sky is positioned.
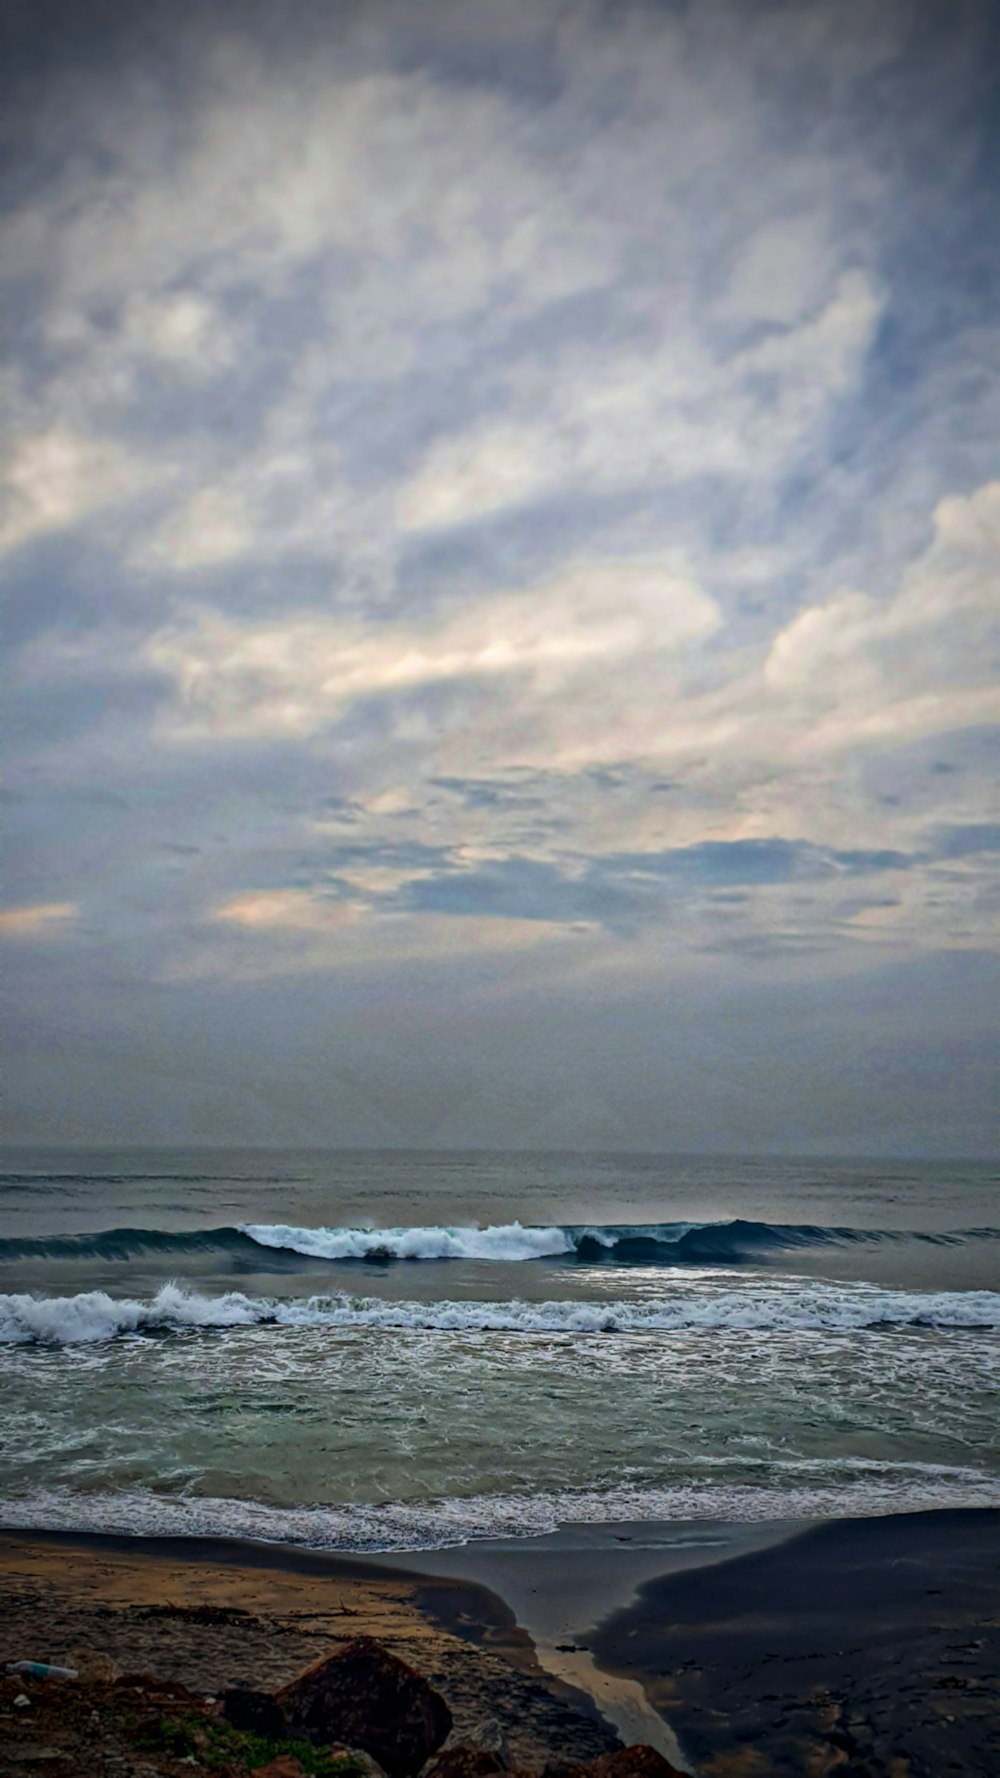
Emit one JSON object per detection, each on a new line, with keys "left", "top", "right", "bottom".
{"left": 2, "top": 0, "right": 998, "bottom": 1153}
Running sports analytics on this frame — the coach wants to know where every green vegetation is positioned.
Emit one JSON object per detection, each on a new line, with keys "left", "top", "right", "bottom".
{"left": 144, "top": 1710, "right": 371, "bottom": 1775}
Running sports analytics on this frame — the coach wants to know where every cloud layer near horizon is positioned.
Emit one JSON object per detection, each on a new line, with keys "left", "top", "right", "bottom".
{"left": 2, "top": 0, "right": 998, "bottom": 1151}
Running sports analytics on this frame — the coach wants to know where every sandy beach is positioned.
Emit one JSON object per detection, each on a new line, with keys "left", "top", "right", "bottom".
{"left": 2, "top": 1509, "right": 998, "bottom": 1776}
{"left": 0, "top": 1529, "right": 618, "bottom": 1771}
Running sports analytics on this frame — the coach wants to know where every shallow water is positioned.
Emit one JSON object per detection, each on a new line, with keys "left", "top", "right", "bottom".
{"left": 0, "top": 1147, "right": 997, "bottom": 1548}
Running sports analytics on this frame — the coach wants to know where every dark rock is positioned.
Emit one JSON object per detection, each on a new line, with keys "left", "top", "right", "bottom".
{"left": 276, "top": 1636, "right": 452, "bottom": 1778}
{"left": 469, "top": 1718, "right": 506, "bottom": 1755}
{"left": 594, "top": 1750, "right": 686, "bottom": 1778}
{"left": 0, "top": 1748, "right": 71, "bottom": 1765}
{"left": 328, "top": 1751, "right": 388, "bottom": 1778}
{"left": 424, "top": 1749, "right": 506, "bottom": 1778}
{"left": 442, "top": 1718, "right": 508, "bottom": 1766}
{"left": 220, "top": 1685, "right": 290, "bottom": 1738}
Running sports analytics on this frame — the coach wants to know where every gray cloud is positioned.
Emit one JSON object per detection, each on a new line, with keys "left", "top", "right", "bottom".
{"left": 1, "top": 0, "right": 998, "bottom": 1150}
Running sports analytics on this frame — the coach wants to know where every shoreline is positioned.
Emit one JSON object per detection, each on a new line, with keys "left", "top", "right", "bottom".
{"left": 3, "top": 1506, "right": 999, "bottom": 1773}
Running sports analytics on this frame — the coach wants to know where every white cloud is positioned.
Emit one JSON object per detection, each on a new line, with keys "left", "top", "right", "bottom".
{"left": 0, "top": 901, "right": 79, "bottom": 938}
{"left": 193, "top": 888, "right": 592, "bottom": 981}
{"left": 0, "top": 426, "right": 146, "bottom": 557}
{"left": 146, "top": 560, "right": 721, "bottom": 737}
{"left": 399, "top": 426, "right": 555, "bottom": 534}
{"left": 400, "top": 272, "right": 885, "bottom": 534}
{"left": 153, "top": 488, "right": 253, "bottom": 569}
{"left": 123, "top": 292, "right": 236, "bottom": 371}
{"left": 764, "top": 480, "right": 1000, "bottom": 750}
{"left": 214, "top": 889, "right": 359, "bottom": 932}
{"left": 715, "top": 217, "right": 835, "bottom": 326}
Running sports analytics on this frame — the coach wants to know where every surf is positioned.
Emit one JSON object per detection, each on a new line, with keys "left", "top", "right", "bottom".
{"left": 1, "top": 1216, "right": 997, "bottom": 1267}
{"left": 2, "top": 1279, "right": 999, "bottom": 1344}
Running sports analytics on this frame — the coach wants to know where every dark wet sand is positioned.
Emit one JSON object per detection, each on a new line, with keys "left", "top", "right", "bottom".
{"left": 590, "top": 1508, "right": 1000, "bottom": 1777}
{"left": 379, "top": 1520, "right": 796, "bottom": 1763}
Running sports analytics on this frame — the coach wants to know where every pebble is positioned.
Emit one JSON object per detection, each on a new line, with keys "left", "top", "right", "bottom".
{"left": 3, "top": 1750, "right": 69, "bottom": 1766}
{"left": 14, "top": 1694, "right": 31, "bottom": 1709}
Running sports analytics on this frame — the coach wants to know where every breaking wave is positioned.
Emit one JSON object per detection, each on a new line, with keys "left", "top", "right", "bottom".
{"left": 2, "top": 1216, "right": 998, "bottom": 1267}
{"left": 2, "top": 1279, "right": 999, "bottom": 1345}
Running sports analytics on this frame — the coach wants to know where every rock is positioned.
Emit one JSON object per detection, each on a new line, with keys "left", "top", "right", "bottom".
{"left": 1, "top": 1750, "right": 70, "bottom": 1765}
{"left": 468, "top": 1720, "right": 508, "bottom": 1762}
{"left": 220, "top": 1685, "right": 290, "bottom": 1738}
{"left": 115, "top": 1673, "right": 198, "bottom": 1700}
{"left": 328, "top": 1751, "right": 389, "bottom": 1778}
{"left": 544, "top": 1751, "right": 685, "bottom": 1778}
{"left": 584, "top": 1749, "right": 686, "bottom": 1778}
{"left": 14, "top": 1693, "right": 31, "bottom": 1708}
{"left": 246, "top": 1760, "right": 306, "bottom": 1778}
{"left": 276, "top": 1636, "right": 452, "bottom": 1778}
{"left": 423, "top": 1748, "right": 505, "bottom": 1778}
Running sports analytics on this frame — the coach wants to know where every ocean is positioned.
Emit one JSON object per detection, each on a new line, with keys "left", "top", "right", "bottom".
{"left": 1, "top": 1148, "right": 998, "bottom": 1552}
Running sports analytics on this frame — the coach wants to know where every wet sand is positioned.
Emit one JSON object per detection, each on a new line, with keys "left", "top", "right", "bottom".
{"left": 383, "top": 1520, "right": 797, "bottom": 1766}
{"left": 590, "top": 1508, "right": 1000, "bottom": 1777}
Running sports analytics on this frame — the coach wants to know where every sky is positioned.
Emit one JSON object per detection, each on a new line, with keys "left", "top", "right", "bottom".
{"left": 1, "top": 0, "right": 998, "bottom": 1155}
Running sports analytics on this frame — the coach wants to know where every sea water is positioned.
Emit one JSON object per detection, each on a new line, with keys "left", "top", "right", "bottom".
{"left": 0, "top": 1148, "right": 997, "bottom": 1551}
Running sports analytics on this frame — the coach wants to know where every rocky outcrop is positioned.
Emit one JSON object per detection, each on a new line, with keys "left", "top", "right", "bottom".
{"left": 276, "top": 1636, "right": 453, "bottom": 1777}
{"left": 0, "top": 1646, "right": 688, "bottom": 1778}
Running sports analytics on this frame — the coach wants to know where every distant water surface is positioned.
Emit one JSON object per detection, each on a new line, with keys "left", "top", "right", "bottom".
{"left": 0, "top": 1148, "right": 997, "bottom": 1551}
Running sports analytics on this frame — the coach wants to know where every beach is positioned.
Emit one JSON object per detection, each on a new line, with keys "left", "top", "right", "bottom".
{"left": 3, "top": 1508, "right": 998, "bottom": 1776}
{"left": 3, "top": 1151, "right": 998, "bottom": 1773}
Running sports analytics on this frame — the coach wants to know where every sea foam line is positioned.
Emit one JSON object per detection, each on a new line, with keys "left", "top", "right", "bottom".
{"left": 2, "top": 1468, "right": 999, "bottom": 1552}
{"left": 2, "top": 1280, "right": 999, "bottom": 1345}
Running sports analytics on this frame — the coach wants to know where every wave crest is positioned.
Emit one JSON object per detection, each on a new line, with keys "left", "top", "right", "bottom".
{"left": 2, "top": 1217, "right": 997, "bottom": 1268}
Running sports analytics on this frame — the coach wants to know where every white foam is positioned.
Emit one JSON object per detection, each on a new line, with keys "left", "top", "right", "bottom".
{"left": 2, "top": 1280, "right": 998, "bottom": 1345}
{"left": 0, "top": 1284, "right": 273, "bottom": 1345}
{"left": 2, "top": 1467, "right": 998, "bottom": 1553}
{"left": 240, "top": 1220, "right": 575, "bottom": 1262}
